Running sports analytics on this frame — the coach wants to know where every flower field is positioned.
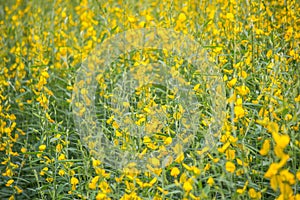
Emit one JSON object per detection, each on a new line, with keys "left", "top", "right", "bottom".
{"left": 0, "top": 0, "right": 300, "bottom": 199}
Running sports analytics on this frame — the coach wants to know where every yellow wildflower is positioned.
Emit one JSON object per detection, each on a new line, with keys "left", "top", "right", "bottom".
{"left": 225, "top": 161, "right": 236, "bottom": 173}
{"left": 264, "top": 163, "right": 279, "bottom": 178}
{"left": 183, "top": 181, "right": 193, "bottom": 193}
{"left": 89, "top": 176, "right": 100, "bottom": 190}
{"left": 236, "top": 85, "right": 250, "bottom": 96}
{"left": 6, "top": 179, "right": 14, "bottom": 187}
{"left": 259, "top": 139, "right": 270, "bottom": 156}
{"left": 227, "top": 78, "right": 237, "bottom": 88}
{"left": 170, "top": 167, "right": 180, "bottom": 177}
{"left": 248, "top": 188, "right": 261, "bottom": 199}
{"left": 178, "top": 13, "right": 187, "bottom": 22}
{"left": 207, "top": 177, "right": 214, "bottom": 186}
{"left": 39, "top": 144, "right": 46, "bottom": 151}
{"left": 70, "top": 177, "right": 79, "bottom": 190}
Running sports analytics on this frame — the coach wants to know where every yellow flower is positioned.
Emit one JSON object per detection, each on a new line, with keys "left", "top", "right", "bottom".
{"left": 149, "top": 177, "right": 157, "bottom": 186}
{"left": 227, "top": 78, "right": 237, "bottom": 88}
{"left": 237, "top": 180, "right": 248, "bottom": 194}
{"left": 218, "top": 141, "right": 231, "bottom": 153}
{"left": 226, "top": 13, "right": 234, "bottom": 21}
{"left": 170, "top": 167, "right": 180, "bottom": 177}
{"left": 2, "top": 168, "right": 13, "bottom": 177}
{"left": 278, "top": 154, "right": 289, "bottom": 168}
{"left": 89, "top": 176, "right": 100, "bottom": 190}
{"left": 226, "top": 149, "right": 236, "bottom": 160}
{"left": 236, "top": 158, "right": 249, "bottom": 167}
{"left": 267, "top": 122, "right": 279, "bottom": 134}
{"left": 58, "top": 153, "right": 66, "bottom": 161}
{"left": 58, "top": 169, "right": 65, "bottom": 176}
{"left": 14, "top": 185, "right": 23, "bottom": 194}
{"left": 279, "top": 183, "right": 293, "bottom": 199}
{"left": 248, "top": 188, "right": 261, "bottom": 199}
{"left": 70, "top": 177, "right": 79, "bottom": 190}
{"left": 56, "top": 143, "right": 63, "bottom": 152}
{"left": 296, "top": 171, "right": 300, "bottom": 181}
{"left": 39, "top": 144, "right": 46, "bottom": 151}
{"left": 92, "top": 158, "right": 101, "bottom": 167}
{"left": 99, "top": 181, "right": 111, "bottom": 193}
{"left": 175, "top": 152, "right": 185, "bottom": 163}
{"left": 225, "top": 161, "right": 236, "bottom": 173}
{"left": 183, "top": 181, "right": 193, "bottom": 193}
{"left": 273, "top": 133, "right": 290, "bottom": 149}
{"left": 40, "top": 167, "right": 48, "bottom": 176}
{"left": 96, "top": 192, "right": 107, "bottom": 200}
{"left": 236, "top": 85, "right": 250, "bottom": 96}
{"left": 46, "top": 177, "right": 53, "bottom": 183}
{"left": 234, "top": 99, "right": 245, "bottom": 119}
{"left": 6, "top": 179, "right": 14, "bottom": 187}
{"left": 21, "top": 147, "right": 27, "bottom": 153}
{"left": 157, "top": 186, "right": 168, "bottom": 195}
{"left": 191, "top": 166, "right": 201, "bottom": 175}
{"left": 280, "top": 169, "right": 295, "bottom": 185}
{"left": 270, "top": 175, "right": 280, "bottom": 191}
{"left": 149, "top": 157, "right": 160, "bottom": 167}
{"left": 178, "top": 13, "right": 187, "bottom": 22}
{"left": 207, "top": 177, "right": 214, "bottom": 186}
{"left": 264, "top": 163, "right": 279, "bottom": 178}
{"left": 259, "top": 139, "right": 270, "bottom": 156}
{"left": 164, "top": 137, "right": 172, "bottom": 145}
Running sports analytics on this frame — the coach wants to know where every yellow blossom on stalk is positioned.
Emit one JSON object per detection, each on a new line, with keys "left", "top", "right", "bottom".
{"left": 297, "top": 171, "right": 300, "bottom": 181}
{"left": 170, "top": 167, "right": 180, "bottom": 177}
{"left": 175, "top": 152, "right": 185, "bottom": 163}
{"left": 157, "top": 186, "right": 168, "bottom": 195}
{"left": 259, "top": 139, "right": 270, "bottom": 156}
{"left": 227, "top": 78, "right": 237, "bottom": 88}
{"left": 226, "top": 149, "right": 235, "bottom": 160}
{"left": 56, "top": 143, "right": 63, "bottom": 152}
{"left": 6, "top": 179, "right": 14, "bottom": 187}
{"left": 183, "top": 181, "right": 193, "bottom": 193}
{"left": 273, "top": 133, "right": 290, "bottom": 149}
{"left": 14, "top": 185, "right": 23, "bottom": 194}
{"left": 58, "top": 169, "right": 65, "bottom": 176}
{"left": 164, "top": 137, "right": 172, "bottom": 145}
{"left": 270, "top": 175, "right": 280, "bottom": 191}
{"left": 99, "top": 181, "right": 111, "bottom": 193}
{"left": 21, "top": 147, "right": 26, "bottom": 153}
{"left": 264, "top": 163, "right": 279, "bottom": 178}
{"left": 2, "top": 168, "right": 13, "bottom": 177}
{"left": 89, "top": 176, "right": 100, "bottom": 190}
{"left": 40, "top": 167, "right": 48, "bottom": 176}
{"left": 178, "top": 13, "right": 187, "bottom": 22}
{"left": 226, "top": 13, "right": 234, "bottom": 21}
{"left": 234, "top": 98, "right": 245, "bottom": 119}
{"left": 96, "top": 192, "right": 108, "bottom": 200}
{"left": 248, "top": 188, "right": 261, "bottom": 199}
{"left": 237, "top": 180, "right": 249, "bottom": 194}
{"left": 58, "top": 153, "right": 66, "bottom": 161}
{"left": 279, "top": 169, "right": 295, "bottom": 185}
{"left": 267, "top": 122, "right": 279, "bottom": 134}
{"left": 236, "top": 158, "right": 249, "bottom": 167}
{"left": 70, "top": 177, "right": 79, "bottom": 190}
{"left": 46, "top": 177, "right": 53, "bottom": 183}
{"left": 207, "top": 177, "right": 214, "bottom": 186}
{"left": 236, "top": 85, "right": 250, "bottom": 96}
{"left": 92, "top": 158, "right": 101, "bottom": 167}
{"left": 225, "top": 161, "right": 236, "bottom": 173}
{"left": 39, "top": 144, "right": 46, "bottom": 151}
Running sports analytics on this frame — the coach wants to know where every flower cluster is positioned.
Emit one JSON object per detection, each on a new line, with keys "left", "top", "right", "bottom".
{"left": 0, "top": 0, "right": 299, "bottom": 199}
